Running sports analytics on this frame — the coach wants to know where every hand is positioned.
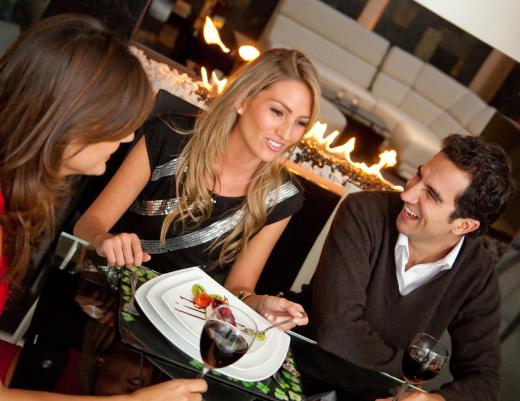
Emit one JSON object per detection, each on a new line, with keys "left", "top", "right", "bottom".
{"left": 252, "top": 295, "right": 309, "bottom": 331}
{"left": 376, "top": 391, "right": 445, "bottom": 401}
{"left": 130, "top": 378, "right": 207, "bottom": 401}
{"left": 93, "top": 232, "right": 151, "bottom": 267}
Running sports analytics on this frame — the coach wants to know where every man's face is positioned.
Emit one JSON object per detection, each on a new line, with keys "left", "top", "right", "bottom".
{"left": 396, "top": 152, "right": 472, "bottom": 244}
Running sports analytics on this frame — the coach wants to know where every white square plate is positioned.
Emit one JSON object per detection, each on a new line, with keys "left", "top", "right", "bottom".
{"left": 136, "top": 267, "right": 290, "bottom": 381}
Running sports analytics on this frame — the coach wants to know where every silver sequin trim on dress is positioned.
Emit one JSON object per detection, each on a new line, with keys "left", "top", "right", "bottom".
{"left": 151, "top": 159, "right": 178, "bottom": 181}
{"left": 129, "top": 198, "right": 181, "bottom": 216}
{"left": 139, "top": 181, "right": 299, "bottom": 253}
{"left": 141, "top": 209, "right": 245, "bottom": 254}
{"left": 266, "top": 181, "right": 299, "bottom": 207}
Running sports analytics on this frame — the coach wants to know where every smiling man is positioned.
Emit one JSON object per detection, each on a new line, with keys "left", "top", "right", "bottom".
{"left": 312, "top": 134, "right": 514, "bottom": 401}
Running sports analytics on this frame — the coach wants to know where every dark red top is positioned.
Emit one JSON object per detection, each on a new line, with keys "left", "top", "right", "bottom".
{"left": 0, "top": 191, "right": 8, "bottom": 315}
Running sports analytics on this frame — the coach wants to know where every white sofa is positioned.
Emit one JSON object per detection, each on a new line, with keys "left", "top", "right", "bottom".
{"left": 372, "top": 47, "right": 496, "bottom": 178}
{"left": 259, "top": 0, "right": 496, "bottom": 178}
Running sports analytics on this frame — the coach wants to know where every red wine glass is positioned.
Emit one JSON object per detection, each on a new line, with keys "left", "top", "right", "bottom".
{"left": 199, "top": 304, "right": 257, "bottom": 377}
{"left": 393, "top": 332, "right": 450, "bottom": 400}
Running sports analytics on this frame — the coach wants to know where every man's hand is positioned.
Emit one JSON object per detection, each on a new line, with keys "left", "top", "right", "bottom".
{"left": 376, "top": 391, "right": 445, "bottom": 401}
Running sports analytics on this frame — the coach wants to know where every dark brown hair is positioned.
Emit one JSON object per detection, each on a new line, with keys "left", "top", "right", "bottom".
{"left": 443, "top": 134, "right": 515, "bottom": 236}
{"left": 0, "top": 14, "right": 154, "bottom": 291}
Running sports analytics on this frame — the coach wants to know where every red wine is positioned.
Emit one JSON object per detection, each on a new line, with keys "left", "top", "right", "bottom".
{"left": 200, "top": 320, "right": 248, "bottom": 369}
{"left": 402, "top": 345, "right": 441, "bottom": 384}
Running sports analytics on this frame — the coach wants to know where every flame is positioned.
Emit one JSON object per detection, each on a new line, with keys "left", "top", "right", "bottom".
{"left": 211, "top": 71, "right": 227, "bottom": 94}
{"left": 238, "top": 45, "right": 260, "bottom": 61}
{"left": 203, "top": 17, "right": 230, "bottom": 53}
{"left": 200, "top": 67, "right": 228, "bottom": 94}
{"left": 304, "top": 121, "right": 401, "bottom": 189}
{"left": 327, "top": 137, "right": 355, "bottom": 158}
{"left": 303, "top": 121, "right": 328, "bottom": 140}
{"left": 200, "top": 67, "right": 212, "bottom": 90}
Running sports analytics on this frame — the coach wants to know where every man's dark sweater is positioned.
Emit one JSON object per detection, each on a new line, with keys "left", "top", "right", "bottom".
{"left": 312, "top": 191, "right": 500, "bottom": 401}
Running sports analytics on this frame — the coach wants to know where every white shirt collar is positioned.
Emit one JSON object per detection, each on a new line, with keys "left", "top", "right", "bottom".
{"left": 394, "top": 234, "right": 464, "bottom": 295}
{"left": 396, "top": 234, "right": 464, "bottom": 270}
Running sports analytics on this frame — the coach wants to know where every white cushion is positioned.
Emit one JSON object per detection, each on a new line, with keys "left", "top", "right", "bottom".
{"left": 397, "top": 162, "right": 419, "bottom": 180}
{"left": 381, "top": 47, "right": 424, "bottom": 86}
{"left": 413, "top": 64, "right": 467, "bottom": 110}
{"left": 392, "top": 120, "right": 442, "bottom": 176}
{"left": 371, "top": 72, "right": 411, "bottom": 106}
{"left": 279, "top": 0, "right": 389, "bottom": 66}
{"left": 315, "top": 60, "right": 377, "bottom": 111}
{"left": 428, "top": 113, "right": 468, "bottom": 140}
{"left": 318, "top": 97, "right": 348, "bottom": 133}
{"left": 400, "top": 91, "right": 443, "bottom": 126}
{"left": 373, "top": 97, "right": 431, "bottom": 134}
{"left": 449, "top": 90, "right": 488, "bottom": 126}
{"left": 467, "top": 106, "right": 496, "bottom": 136}
{"left": 267, "top": 15, "right": 377, "bottom": 88}
{"left": 372, "top": 98, "right": 407, "bottom": 131}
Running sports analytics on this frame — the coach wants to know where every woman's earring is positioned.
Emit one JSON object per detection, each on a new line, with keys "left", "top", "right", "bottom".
{"left": 237, "top": 108, "right": 243, "bottom": 115}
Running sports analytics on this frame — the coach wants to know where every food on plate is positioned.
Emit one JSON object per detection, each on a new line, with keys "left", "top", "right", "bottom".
{"left": 193, "top": 292, "right": 213, "bottom": 308}
{"left": 188, "top": 283, "right": 267, "bottom": 340}
{"left": 191, "top": 283, "right": 227, "bottom": 309}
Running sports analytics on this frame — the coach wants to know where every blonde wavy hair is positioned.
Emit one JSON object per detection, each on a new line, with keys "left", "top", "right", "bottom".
{"left": 160, "top": 48, "right": 320, "bottom": 267}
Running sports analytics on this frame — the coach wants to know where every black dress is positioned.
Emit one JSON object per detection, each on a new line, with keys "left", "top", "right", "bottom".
{"left": 113, "top": 114, "right": 304, "bottom": 280}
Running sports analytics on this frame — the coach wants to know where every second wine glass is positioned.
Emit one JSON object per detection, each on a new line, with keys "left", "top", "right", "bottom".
{"left": 393, "top": 332, "right": 450, "bottom": 401}
{"left": 199, "top": 304, "right": 257, "bottom": 377}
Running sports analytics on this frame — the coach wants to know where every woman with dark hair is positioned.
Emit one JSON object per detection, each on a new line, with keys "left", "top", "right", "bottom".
{"left": 0, "top": 13, "right": 205, "bottom": 401}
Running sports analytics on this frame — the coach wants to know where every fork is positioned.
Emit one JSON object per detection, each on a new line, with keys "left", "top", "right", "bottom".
{"left": 258, "top": 318, "right": 293, "bottom": 336}
{"left": 123, "top": 271, "right": 140, "bottom": 316}
{"left": 242, "top": 318, "right": 293, "bottom": 339}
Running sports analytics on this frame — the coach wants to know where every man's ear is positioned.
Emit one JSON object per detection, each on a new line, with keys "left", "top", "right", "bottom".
{"left": 452, "top": 218, "right": 480, "bottom": 236}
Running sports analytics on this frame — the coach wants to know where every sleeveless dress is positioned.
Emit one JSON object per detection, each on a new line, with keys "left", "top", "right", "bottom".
{"left": 113, "top": 114, "right": 304, "bottom": 280}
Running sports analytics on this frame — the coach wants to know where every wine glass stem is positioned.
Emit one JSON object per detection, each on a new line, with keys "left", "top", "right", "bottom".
{"left": 198, "top": 367, "right": 209, "bottom": 378}
{"left": 392, "top": 381, "right": 410, "bottom": 401}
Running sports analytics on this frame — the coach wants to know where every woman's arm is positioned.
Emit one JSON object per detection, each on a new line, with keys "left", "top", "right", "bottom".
{"left": 224, "top": 217, "right": 308, "bottom": 330}
{"left": 74, "top": 137, "right": 151, "bottom": 267}
{"left": 225, "top": 217, "right": 290, "bottom": 294}
{"left": 0, "top": 378, "right": 207, "bottom": 401}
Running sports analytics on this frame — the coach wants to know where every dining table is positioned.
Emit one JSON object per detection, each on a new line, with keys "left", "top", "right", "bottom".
{"left": 9, "top": 232, "right": 411, "bottom": 401}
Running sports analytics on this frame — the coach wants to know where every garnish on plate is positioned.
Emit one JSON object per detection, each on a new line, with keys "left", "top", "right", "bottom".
{"left": 176, "top": 283, "right": 267, "bottom": 341}
{"left": 191, "top": 283, "right": 227, "bottom": 309}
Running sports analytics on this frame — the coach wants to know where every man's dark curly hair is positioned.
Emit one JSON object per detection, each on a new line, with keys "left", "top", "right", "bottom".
{"left": 442, "top": 134, "right": 515, "bottom": 237}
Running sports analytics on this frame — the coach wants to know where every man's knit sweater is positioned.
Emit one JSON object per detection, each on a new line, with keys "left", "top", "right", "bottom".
{"left": 312, "top": 191, "right": 500, "bottom": 401}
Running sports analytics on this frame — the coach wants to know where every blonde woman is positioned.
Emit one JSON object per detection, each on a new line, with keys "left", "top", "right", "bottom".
{"left": 75, "top": 49, "right": 321, "bottom": 329}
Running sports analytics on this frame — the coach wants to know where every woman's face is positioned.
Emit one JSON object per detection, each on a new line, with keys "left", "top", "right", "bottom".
{"left": 60, "top": 132, "right": 135, "bottom": 177}
{"left": 233, "top": 79, "right": 312, "bottom": 163}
